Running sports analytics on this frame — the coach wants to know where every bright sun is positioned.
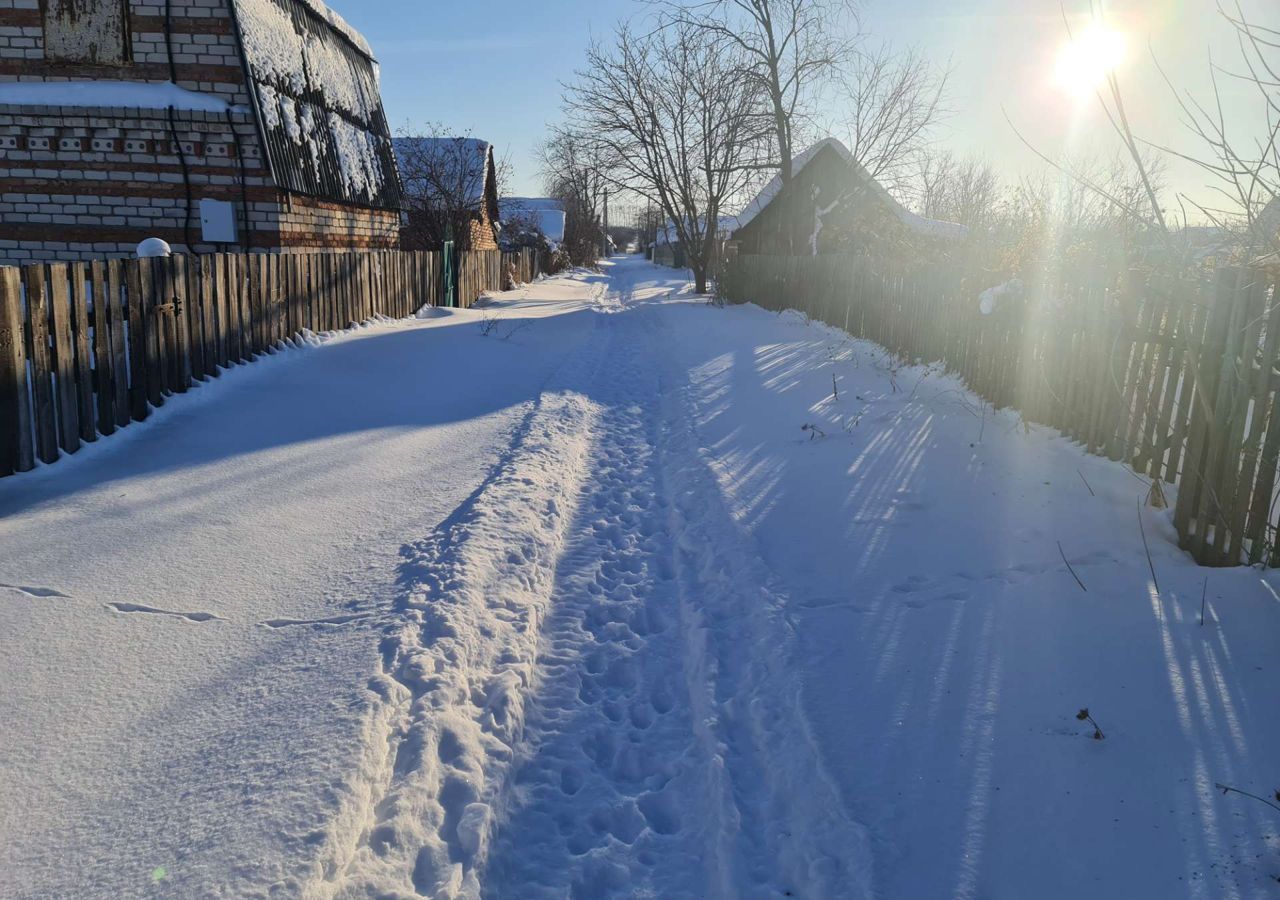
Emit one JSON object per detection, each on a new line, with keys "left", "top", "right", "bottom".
{"left": 1054, "top": 24, "right": 1125, "bottom": 98}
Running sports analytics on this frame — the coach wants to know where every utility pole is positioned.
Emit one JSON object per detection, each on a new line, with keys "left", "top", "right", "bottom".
{"left": 601, "top": 189, "right": 609, "bottom": 259}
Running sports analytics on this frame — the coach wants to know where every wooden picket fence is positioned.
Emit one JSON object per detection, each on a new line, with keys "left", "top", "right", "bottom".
{"left": 720, "top": 254, "right": 1280, "bottom": 567}
{"left": 0, "top": 247, "right": 543, "bottom": 479}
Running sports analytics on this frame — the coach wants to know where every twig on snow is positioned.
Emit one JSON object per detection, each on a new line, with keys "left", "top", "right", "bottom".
{"left": 1214, "top": 783, "right": 1280, "bottom": 815}
{"left": 1058, "top": 541, "right": 1088, "bottom": 592}
{"left": 1077, "top": 469, "right": 1096, "bottom": 496}
{"left": 1200, "top": 576, "right": 1208, "bottom": 627}
{"left": 1138, "top": 498, "right": 1160, "bottom": 594}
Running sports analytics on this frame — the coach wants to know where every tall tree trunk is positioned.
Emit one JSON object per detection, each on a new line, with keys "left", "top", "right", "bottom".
{"left": 772, "top": 84, "right": 792, "bottom": 184}
{"left": 692, "top": 263, "right": 708, "bottom": 295}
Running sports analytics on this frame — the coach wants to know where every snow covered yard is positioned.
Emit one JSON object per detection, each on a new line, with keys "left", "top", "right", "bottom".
{"left": 2, "top": 256, "right": 1278, "bottom": 899}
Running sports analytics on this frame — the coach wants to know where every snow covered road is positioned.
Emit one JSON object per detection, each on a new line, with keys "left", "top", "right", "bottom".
{"left": 4, "top": 256, "right": 1280, "bottom": 899}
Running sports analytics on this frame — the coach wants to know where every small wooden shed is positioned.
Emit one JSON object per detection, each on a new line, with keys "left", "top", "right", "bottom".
{"left": 731, "top": 139, "right": 966, "bottom": 257}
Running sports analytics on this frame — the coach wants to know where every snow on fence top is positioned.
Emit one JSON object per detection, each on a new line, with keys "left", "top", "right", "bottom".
{"left": 230, "top": 0, "right": 399, "bottom": 209}
{"left": 733, "top": 138, "right": 967, "bottom": 240}
{"left": 499, "top": 198, "right": 567, "bottom": 243}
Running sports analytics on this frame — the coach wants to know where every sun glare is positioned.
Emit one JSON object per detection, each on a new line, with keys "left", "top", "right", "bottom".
{"left": 1054, "top": 24, "right": 1125, "bottom": 98}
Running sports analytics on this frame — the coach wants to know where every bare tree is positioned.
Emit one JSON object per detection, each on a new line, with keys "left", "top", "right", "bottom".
{"left": 915, "top": 148, "right": 956, "bottom": 221}
{"left": 1145, "top": 2, "right": 1280, "bottom": 259}
{"left": 655, "top": 0, "right": 857, "bottom": 184}
{"left": 538, "top": 127, "right": 609, "bottom": 266}
{"left": 562, "top": 22, "right": 769, "bottom": 292}
{"left": 1001, "top": 4, "right": 1280, "bottom": 264}
{"left": 840, "top": 42, "right": 950, "bottom": 196}
{"left": 981, "top": 150, "right": 1168, "bottom": 273}
{"left": 915, "top": 150, "right": 1001, "bottom": 230}
{"left": 395, "top": 123, "right": 510, "bottom": 250}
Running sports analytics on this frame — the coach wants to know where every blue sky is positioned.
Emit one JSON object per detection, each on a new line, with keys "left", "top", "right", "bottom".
{"left": 335, "top": 0, "right": 1267, "bottom": 213}
{"left": 338, "top": 0, "right": 637, "bottom": 197}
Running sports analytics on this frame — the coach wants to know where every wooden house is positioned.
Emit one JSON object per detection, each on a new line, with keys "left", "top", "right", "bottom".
{"left": 731, "top": 138, "right": 966, "bottom": 257}
{"left": 0, "top": 0, "right": 403, "bottom": 267}
{"left": 652, "top": 216, "right": 738, "bottom": 269}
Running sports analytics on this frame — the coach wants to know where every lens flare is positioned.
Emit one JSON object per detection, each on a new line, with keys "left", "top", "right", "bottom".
{"left": 1054, "top": 25, "right": 1125, "bottom": 98}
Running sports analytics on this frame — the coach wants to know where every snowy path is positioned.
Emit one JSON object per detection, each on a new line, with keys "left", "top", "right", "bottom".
{"left": 329, "top": 263, "right": 866, "bottom": 898}
{"left": 4, "top": 256, "right": 1280, "bottom": 900}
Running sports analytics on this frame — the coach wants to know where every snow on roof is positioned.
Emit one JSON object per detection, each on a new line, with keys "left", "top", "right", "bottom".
{"left": 656, "top": 216, "right": 739, "bottom": 245}
{"left": 295, "top": 0, "right": 373, "bottom": 58}
{"left": 231, "top": 0, "right": 374, "bottom": 64}
{"left": 232, "top": 0, "right": 398, "bottom": 209}
{"left": 499, "top": 197, "right": 564, "bottom": 212}
{"left": 232, "top": 0, "right": 381, "bottom": 122}
{"left": 733, "top": 138, "right": 968, "bottom": 240}
{"left": 0, "top": 80, "right": 231, "bottom": 112}
{"left": 393, "top": 137, "right": 493, "bottom": 206}
{"left": 499, "top": 198, "right": 566, "bottom": 243}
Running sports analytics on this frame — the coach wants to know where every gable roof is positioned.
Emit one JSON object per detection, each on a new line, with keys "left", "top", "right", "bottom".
{"left": 230, "top": 0, "right": 400, "bottom": 209}
{"left": 733, "top": 138, "right": 966, "bottom": 240}
{"left": 499, "top": 197, "right": 566, "bottom": 243}
{"left": 393, "top": 137, "right": 494, "bottom": 208}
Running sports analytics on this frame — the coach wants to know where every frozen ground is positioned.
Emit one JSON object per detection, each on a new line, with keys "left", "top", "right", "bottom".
{"left": 2, "top": 257, "right": 1278, "bottom": 899}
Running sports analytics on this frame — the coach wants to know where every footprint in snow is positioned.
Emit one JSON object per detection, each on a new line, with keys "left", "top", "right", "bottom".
{"left": 0, "top": 582, "right": 71, "bottom": 599}
{"left": 106, "top": 602, "right": 224, "bottom": 623}
{"left": 259, "top": 613, "right": 372, "bottom": 629}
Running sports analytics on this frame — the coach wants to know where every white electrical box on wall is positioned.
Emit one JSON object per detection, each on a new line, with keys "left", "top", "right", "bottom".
{"left": 199, "top": 199, "right": 238, "bottom": 244}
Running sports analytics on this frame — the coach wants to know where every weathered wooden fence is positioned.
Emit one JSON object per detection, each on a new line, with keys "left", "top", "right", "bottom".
{"left": 0, "top": 247, "right": 543, "bottom": 479}
{"left": 720, "top": 254, "right": 1280, "bottom": 567}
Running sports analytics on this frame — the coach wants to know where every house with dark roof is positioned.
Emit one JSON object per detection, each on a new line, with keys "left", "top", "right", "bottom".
{"left": 731, "top": 138, "right": 966, "bottom": 257}
{"left": 0, "top": 0, "right": 402, "bottom": 267}
{"left": 393, "top": 136, "right": 499, "bottom": 251}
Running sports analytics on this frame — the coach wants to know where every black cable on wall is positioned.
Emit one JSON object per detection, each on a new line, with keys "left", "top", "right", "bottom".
{"left": 167, "top": 105, "right": 197, "bottom": 253}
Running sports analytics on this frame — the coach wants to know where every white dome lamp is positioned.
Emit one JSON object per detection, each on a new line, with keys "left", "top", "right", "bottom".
{"left": 136, "top": 237, "right": 172, "bottom": 259}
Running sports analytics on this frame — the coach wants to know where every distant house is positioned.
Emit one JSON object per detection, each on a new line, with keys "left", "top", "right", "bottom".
{"left": 393, "top": 137, "right": 500, "bottom": 251}
{"left": 499, "top": 197, "right": 566, "bottom": 250}
{"left": 731, "top": 138, "right": 966, "bottom": 257}
{"left": 0, "top": 0, "right": 403, "bottom": 267}
{"left": 653, "top": 216, "right": 737, "bottom": 269}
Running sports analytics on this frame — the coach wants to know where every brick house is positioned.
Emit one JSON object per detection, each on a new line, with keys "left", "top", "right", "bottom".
{"left": 0, "top": 0, "right": 402, "bottom": 267}
{"left": 731, "top": 138, "right": 966, "bottom": 257}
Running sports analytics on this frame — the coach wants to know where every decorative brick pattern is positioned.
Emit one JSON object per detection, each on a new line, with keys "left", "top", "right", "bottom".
{"left": 0, "top": 0, "right": 402, "bottom": 266}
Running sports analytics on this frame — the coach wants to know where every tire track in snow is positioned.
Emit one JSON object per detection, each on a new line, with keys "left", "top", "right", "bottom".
{"left": 315, "top": 311, "right": 613, "bottom": 899}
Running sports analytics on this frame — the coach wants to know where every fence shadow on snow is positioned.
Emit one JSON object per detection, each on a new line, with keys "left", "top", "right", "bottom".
{"left": 0, "top": 247, "right": 546, "bottom": 483}
{"left": 719, "top": 254, "right": 1280, "bottom": 567}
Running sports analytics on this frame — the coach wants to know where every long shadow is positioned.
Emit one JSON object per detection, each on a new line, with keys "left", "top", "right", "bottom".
{"left": 0, "top": 306, "right": 598, "bottom": 519}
